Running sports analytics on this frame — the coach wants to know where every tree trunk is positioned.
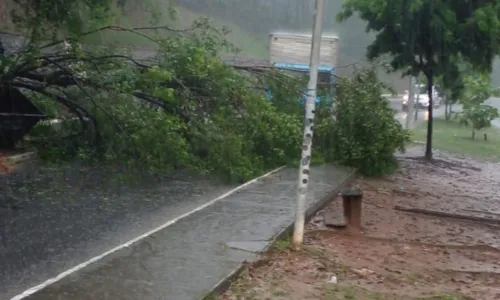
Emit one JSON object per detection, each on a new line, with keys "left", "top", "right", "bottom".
{"left": 472, "top": 129, "right": 475, "bottom": 140}
{"left": 425, "top": 75, "right": 433, "bottom": 160}
{"left": 444, "top": 99, "right": 450, "bottom": 121}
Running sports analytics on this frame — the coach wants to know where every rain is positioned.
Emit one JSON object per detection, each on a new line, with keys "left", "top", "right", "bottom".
{"left": 1, "top": 1, "right": 500, "bottom": 299}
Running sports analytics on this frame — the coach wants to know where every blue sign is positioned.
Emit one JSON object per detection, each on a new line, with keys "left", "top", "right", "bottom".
{"left": 265, "top": 63, "right": 336, "bottom": 106}
{"left": 273, "top": 63, "right": 334, "bottom": 73}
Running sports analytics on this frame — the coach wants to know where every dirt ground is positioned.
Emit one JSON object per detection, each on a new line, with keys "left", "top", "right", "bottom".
{"left": 219, "top": 147, "right": 500, "bottom": 300}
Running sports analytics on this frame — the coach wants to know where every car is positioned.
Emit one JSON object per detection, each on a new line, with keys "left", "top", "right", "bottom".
{"left": 416, "top": 92, "right": 441, "bottom": 109}
{"left": 402, "top": 86, "right": 441, "bottom": 111}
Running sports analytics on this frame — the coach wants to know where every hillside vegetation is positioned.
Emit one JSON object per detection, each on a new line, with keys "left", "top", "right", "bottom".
{"left": 84, "top": 1, "right": 269, "bottom": 59}
{"left": 4, "top": 0, "right": 498, "bottom": 90}
{"left": 0, "top": 0, "right": 268, "bottom": 59}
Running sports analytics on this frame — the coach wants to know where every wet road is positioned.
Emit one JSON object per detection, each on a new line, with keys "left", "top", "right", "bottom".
{"left": 3, "top": 166, "right": 353, "bottom": 300}
{"left": 0, "top": 166, "right": 235, "bottom": 299}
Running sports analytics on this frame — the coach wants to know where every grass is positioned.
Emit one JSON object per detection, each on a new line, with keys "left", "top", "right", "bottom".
{"left": 274, "top": 236, "right": 291, "bottom": 251}
{"left": 83, "top": 2, "right": 268, "bottom": 59}
{"left": 320, "top": 283, "right": 466, "bottom": 300}
{"left": 413, "top": 117, "right": 500, "bottom": 161}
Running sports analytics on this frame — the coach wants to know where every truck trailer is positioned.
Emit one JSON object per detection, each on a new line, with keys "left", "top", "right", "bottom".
{"left": 267, "top": 32, "right": 339, "bottom": 104}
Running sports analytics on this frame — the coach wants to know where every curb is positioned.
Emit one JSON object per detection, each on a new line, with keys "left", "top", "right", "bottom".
{"left": 201, "top": 168, "right": 357, "bottom": 300}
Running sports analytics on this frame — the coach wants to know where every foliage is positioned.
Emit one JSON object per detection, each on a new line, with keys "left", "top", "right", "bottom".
{"left": 13, "top": 22, "right": 308, "bottom": 183}
{"left": 337, "top": 0, "right": 500, "bottom": 160}
{"left": 439, "top": 59, "right": 473, "bottom": 103}
{"left": 458, "top": 105, "right": 499, "bottom": 139}
{"left": 460, "top": 73, "right": 500, "bottom": 108}
{"left": 10, "top": 0, "right": 113, "bottom": 38}
{"left": 0, "top": 0, "right": 416, "bottom": 182}
{"left": 0, "top": 0, "right": 306, "bottom": 183}
{"left": 315, "top": 68, "right": 410, "bottom": 176}
{"left": 456, "top": 73, "right": 500, "bottom": 139}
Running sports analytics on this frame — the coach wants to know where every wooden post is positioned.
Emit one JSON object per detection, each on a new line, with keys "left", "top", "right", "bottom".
{"left": 342, "top": 187, "right": 363, "bottom": 230}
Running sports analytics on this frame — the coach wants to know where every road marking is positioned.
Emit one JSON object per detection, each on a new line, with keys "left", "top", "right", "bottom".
{"left": 10, "top": 166, "right": 287, "bottom": 300}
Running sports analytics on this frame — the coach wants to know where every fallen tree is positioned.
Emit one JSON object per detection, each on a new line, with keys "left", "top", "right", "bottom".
{"left": 0, "top": 0, "right": 411, "bottom": 181}
{"left": 1, "top": 19, "right": 310, "bottom": 182}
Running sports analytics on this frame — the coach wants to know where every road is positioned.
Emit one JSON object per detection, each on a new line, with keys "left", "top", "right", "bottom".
{"left": 485, "top": 97, "right": 500, "bottom": 127}
{"left": 0, "top": 167, "right": 236, "bottom": 299}
{"left": 390, "top": 96, "right": 500, "bottom": 129}
{"left": 387, "top": 97, "right": 447, "bottom": 127}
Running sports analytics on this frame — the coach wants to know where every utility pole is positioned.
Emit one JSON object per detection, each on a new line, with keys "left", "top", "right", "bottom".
{"left": 414, "top": 77, "right": 420, "bottom": 121}
{"left": 292, "top": 0, "right": 325, "bottom": 249}
{"left": 405, "top": 76, "right": 414, "bottom": 129}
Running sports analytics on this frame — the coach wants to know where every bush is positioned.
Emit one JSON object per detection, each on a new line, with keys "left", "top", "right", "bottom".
{"left": 314, "top": 67, "right": 410, "bottom": 176}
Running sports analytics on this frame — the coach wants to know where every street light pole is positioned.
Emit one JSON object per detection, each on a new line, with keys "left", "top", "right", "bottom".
{"left": 415, "top": 77, "right": 420, "bottom": 121}
{"left": 406, "top": 76, "right": 414, "bottom": 129}
{"left": 292, "top": 0, "right": 325, "bottom": 248}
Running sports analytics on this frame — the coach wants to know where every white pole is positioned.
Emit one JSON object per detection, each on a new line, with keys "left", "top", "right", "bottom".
{"left": 415, "top": 78, "right": 420, "bottom": 121}
{"left": 406, "top": 76, "right": 414, "bottom": 129}
{"left": 292, "top": 0, "right": 325, "bottom": 248}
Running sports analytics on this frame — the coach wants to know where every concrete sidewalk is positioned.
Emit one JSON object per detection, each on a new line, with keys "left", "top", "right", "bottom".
{"left": 14, "top": 165, "right": 354, "bottom": 300}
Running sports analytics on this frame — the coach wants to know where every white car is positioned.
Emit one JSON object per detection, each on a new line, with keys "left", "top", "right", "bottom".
{"left": 402, "top": 85, "right": 441, "bottom": 110}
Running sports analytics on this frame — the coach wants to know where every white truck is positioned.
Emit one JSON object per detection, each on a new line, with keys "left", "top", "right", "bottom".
{"left": 267, "top": 33, "right": 340, "bottom": 103}
{"left": 269, "top": 33, "right": 339, "bottom": 69}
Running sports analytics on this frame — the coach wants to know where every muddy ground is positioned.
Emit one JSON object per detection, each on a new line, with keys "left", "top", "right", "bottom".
{"left": 219, "top": 147, "right": 500, "bottom": 300}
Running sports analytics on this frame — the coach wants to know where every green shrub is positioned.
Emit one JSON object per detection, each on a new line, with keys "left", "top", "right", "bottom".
{"left": 315, "top": 67, "right": 411, "bottom": 176}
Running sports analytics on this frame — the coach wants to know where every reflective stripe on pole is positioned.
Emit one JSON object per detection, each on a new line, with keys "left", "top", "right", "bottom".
{"left": 292, "top": 0, "right": 325, "bottom": 248}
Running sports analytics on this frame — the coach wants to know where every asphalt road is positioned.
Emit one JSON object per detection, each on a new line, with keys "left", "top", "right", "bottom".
{"left": 0, "top": 167, "right": 236, "bottom": 299}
